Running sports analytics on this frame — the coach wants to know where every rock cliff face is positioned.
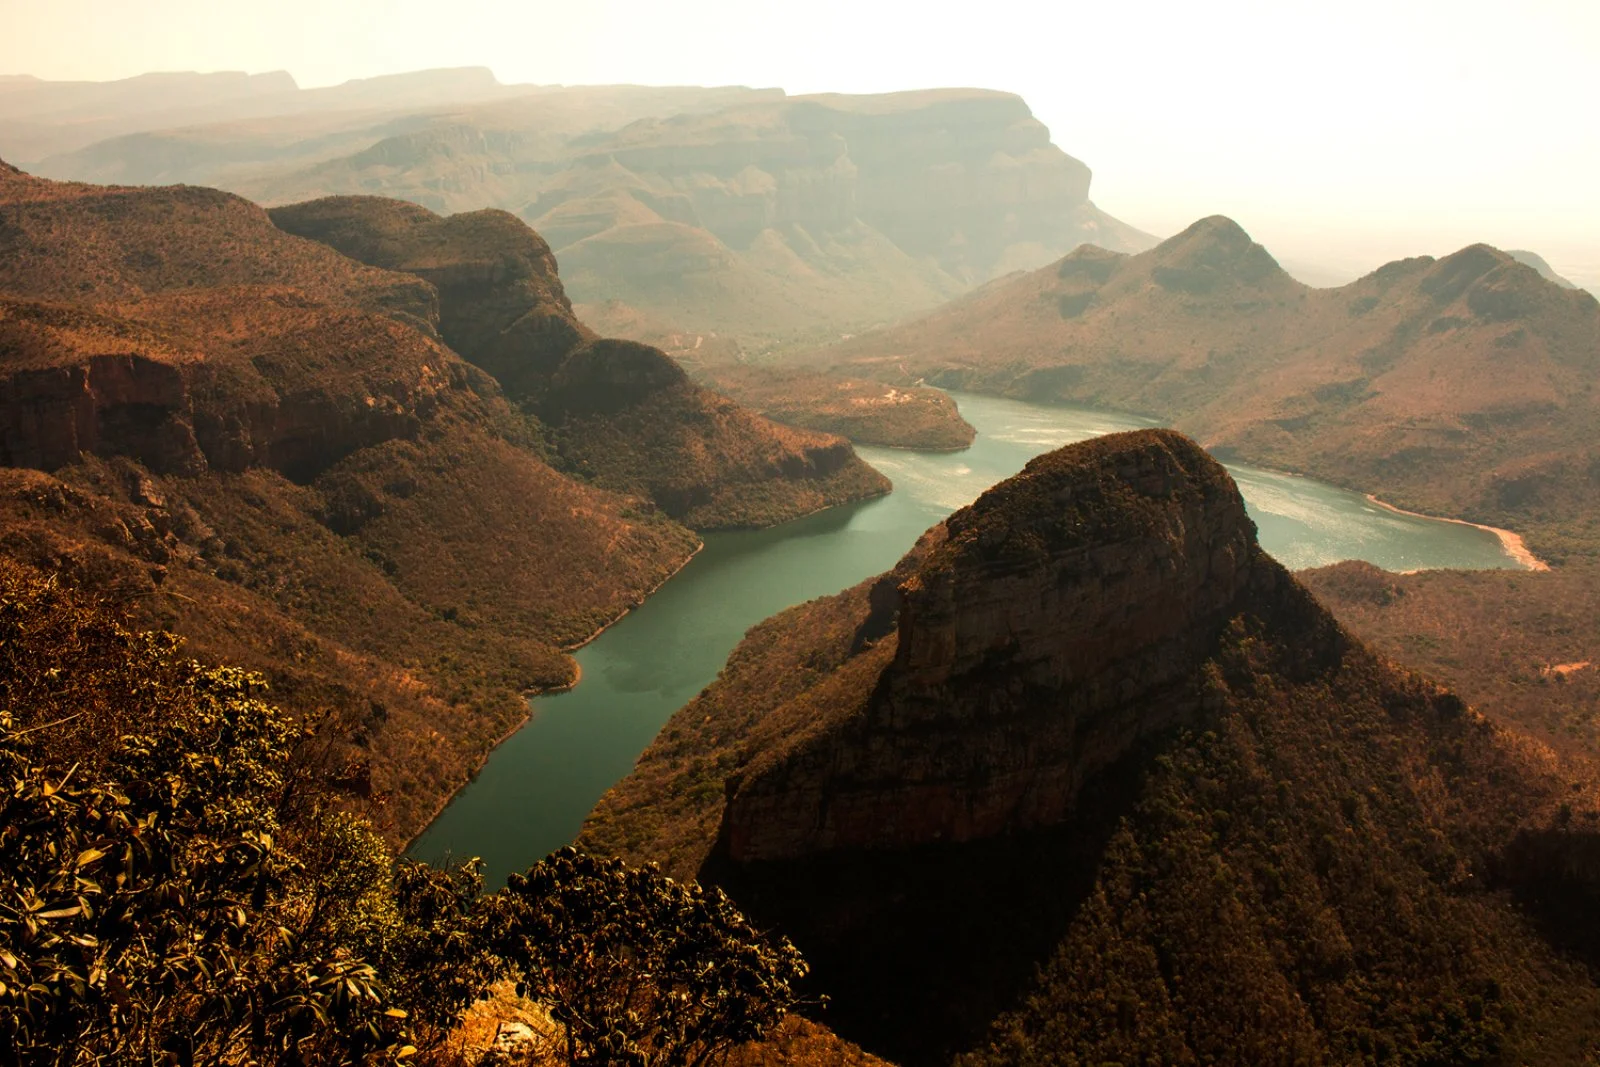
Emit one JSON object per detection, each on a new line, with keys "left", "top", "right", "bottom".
{"left": 267, "top": 198, "right": 586, "bottom": 401}
{"left": 583, "top": 91, "right": 1095, "bottom": 284}
{"left": 33, "top": 84, "right": 1151, "bottom": 344}
{"left": 584, "top": 428, "right": 1600, "bottom": 1064}
{"left": 0, "top": 291, "right": 482, "bottom": 484}
{"left": 721, "top": 430, "right": 1260, "bottom": 861}
{"left": 539, "top": 91, "right": 1149, "bottom": 341}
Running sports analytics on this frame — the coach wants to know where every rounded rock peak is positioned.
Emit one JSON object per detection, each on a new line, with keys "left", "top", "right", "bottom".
{"left": 932, "top": 428, "right": 1251, "bottom": 567}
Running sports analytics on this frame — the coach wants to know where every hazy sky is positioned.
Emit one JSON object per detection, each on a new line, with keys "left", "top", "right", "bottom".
{"left": 3, "top": 0, "right": 1596, "bottom": 282}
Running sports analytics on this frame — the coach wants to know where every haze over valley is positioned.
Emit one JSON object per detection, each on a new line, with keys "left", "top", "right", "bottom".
{"left": 2, "top": 3, "right": 1598, "bottom": 1064}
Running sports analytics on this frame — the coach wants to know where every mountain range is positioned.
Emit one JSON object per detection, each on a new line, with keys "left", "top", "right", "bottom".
{"left": 7, "top": 66, "right": 1600, "bottom": 1067}
{"left": 7, "top": 77, "right": 1154, "bottom": 348}
{"left": 800, "top": 216, "right": 1600, "bottom": 562}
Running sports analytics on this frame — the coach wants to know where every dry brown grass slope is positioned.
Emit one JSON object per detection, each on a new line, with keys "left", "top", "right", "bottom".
{"left": 809, "top": 216, "right": 1600, "bottom": 562}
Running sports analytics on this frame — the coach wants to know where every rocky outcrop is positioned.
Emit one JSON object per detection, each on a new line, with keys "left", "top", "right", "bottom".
{"left": 721, "top": 430, "right": 1262, "bottom": 861}
{"left": 268, "top": 197, "right": 587, "bottom": 401}
{"left": 270, "top": 195, "right": 892, "bottom": 528}
{"left": 0, "top": 294, "right": 479, "bottom": 483}
{"left": 0, "top": 349, "right": 198, "bottom": 474}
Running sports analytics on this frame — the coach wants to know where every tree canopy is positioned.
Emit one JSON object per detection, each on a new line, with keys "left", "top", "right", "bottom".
{"left": 0, "top": 561, "right": 807, "bottom": 1065}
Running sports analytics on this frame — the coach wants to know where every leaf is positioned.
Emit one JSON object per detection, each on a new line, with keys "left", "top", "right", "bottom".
{"left": 35, "top": 905, "right": 82, "bottom": 920}
{"left": 75, "top": 848, "right": 105, "bottom": 869}
{"left": 384, "top": 1007, "right": 409, "bottom": 1018}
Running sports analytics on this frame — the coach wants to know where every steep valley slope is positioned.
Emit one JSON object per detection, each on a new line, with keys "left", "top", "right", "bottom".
{"left": 0, "top": 158, "right": 884, "bottom": 837}
{"left": 582, "top": 430, "right": 1600, "bottom": 1065}
{"left": 807, "top": 217, "right": 1600, "bottom": 563}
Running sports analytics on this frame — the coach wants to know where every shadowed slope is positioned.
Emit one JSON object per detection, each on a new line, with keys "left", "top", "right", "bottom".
{"left": 585, "top": 429, "right": 1600, "bottom": 1064}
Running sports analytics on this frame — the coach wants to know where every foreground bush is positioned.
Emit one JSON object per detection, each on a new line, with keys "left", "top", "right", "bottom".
{"left": 0, "top": 562, "right": 806, "bottom": 1064}
{"left": 497, "top": 849, "right": 808, "bottom": 1067}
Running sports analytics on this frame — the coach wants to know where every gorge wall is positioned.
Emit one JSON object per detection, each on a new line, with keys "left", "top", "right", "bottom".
{"left": 0, "top": 158, "right": 885, "bottom": 839}
{"left": 721, "top": 430, "right": 1261, "bottom": 861}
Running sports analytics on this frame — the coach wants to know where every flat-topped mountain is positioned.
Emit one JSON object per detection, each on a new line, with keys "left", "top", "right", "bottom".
{"left": 584, "top": 430, "right": 1600, "bottom": 1063}
{"left": 810, "top": 216, "right": 1600, "bottom": 561}
{"left": 25, "top": 81, "right": 1153, "bottom": 347}
{"left": 0, "top": 160, "right": 885, "bottom": 835}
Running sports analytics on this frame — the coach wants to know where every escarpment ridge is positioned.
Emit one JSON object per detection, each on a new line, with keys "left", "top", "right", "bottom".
{"left": 585, "top": 429, "right": 1600, "bottom": 1064}
{"left": 20, "top": 82, "right": 1154, "bottom": 346}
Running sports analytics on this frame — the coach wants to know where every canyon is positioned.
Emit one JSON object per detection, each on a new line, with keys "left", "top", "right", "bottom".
{"left": 0, "top": 158, "right": 884, "bottom": 837}
{"left": 584, "top": 429, "right": 1600, "bottom": 1064}
{"left": 7, "top": 64, "right": 1600, "bottom": 1067}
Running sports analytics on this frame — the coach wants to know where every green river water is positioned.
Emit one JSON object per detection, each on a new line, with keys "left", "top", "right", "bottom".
{"left": 409, "top": 393, "right": 1520, "bottom": 884}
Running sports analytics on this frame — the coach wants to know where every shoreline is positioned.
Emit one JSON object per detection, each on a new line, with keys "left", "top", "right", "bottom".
{"left": 853, "top": 434, "right": 975, "bottom": 455}
{"left": 400, "top": 475, "right": 889, "bottom": 851}
{"left": 402, "top": 539, "right": 705, "bottom": 850}
{"left": 402, "top": 477, "right": 896, "bottom": 850}
{"left": 1363, "top": 494, "right": 1550, "bottom": 572}
{"left": 557, "top": 539, "right": 707, "bottom": 656}
{"left": 930, "top": 385, "right": 1556, "bottom": 575}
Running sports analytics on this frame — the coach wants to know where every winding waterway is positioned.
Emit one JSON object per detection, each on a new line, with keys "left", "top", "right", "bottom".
{"left": 409, "top": 392, "right": 1521, "bottom": 884}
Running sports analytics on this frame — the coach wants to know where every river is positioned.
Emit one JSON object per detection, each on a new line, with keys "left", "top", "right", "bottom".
{"left": 408, "top": 392, "right": 1521, "bottom": 884}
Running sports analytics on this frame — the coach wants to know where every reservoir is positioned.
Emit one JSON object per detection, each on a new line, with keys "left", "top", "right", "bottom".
{"left": 409, "top": 392, "right": 1522, "bottom": 884}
